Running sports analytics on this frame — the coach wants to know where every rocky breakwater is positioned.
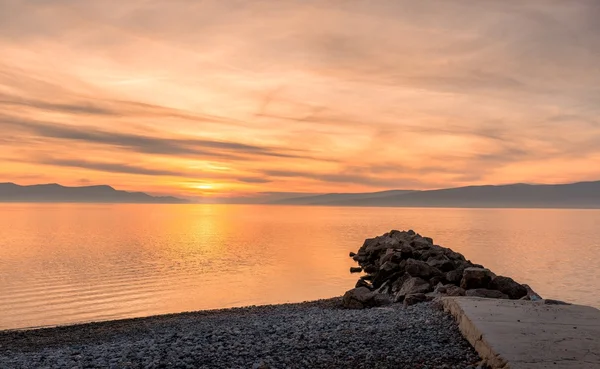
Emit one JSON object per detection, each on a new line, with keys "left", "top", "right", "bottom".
{"left": 343, "top": 230, "right": 541, "bottom": 309}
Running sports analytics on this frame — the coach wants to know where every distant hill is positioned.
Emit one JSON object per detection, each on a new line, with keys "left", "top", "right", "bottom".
{"left": 280, "top": 181, "right": 600, "bottom": 208}
{"left": 269, "top": 190, "right": 416, "bottom": 205}
{"left": 0, "top": 183, "right": 188, "bottom": 203}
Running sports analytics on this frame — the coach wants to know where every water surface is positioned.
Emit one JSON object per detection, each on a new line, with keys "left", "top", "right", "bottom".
{"left": 1, "top": 204, "right": 599, "bottom": 330}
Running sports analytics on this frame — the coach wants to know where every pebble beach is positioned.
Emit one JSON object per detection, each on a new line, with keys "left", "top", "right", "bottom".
{"left": 0, "top": 298, "right": 480, "bottom": 369}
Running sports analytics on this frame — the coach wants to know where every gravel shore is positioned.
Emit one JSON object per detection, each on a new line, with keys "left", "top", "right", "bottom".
{"left": 0, "top": 298, "right": 480, "bottom": 369}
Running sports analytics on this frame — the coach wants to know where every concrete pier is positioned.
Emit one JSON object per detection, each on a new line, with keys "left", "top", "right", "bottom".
{"left": 442, "top": 297, "right": 600, "bottom": 368}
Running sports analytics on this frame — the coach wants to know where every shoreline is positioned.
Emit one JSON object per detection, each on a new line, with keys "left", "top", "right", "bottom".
{"left": 0, "top": 297, "right": 481, "bottom": 369}
{"left": 0, "top": 298, "right": 343, "bottom": 347}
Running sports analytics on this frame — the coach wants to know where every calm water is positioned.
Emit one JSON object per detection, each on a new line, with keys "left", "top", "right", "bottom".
{"left": 1, "top": 204, "right": 599, "bottom": 330}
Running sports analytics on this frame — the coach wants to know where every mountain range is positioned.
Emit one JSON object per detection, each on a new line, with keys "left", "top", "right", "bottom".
{"left": 2, "top": 180, "right": 600, "bottom": 208}
{"left": 266, "top": 180, "right": 600, "bottom": 208}
{"left": 0, "top": 183, "right": 188, "bottom": 203}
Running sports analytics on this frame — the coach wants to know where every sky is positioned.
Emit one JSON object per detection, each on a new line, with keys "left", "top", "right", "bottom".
{"left": 1, "top": 0, "right": 600, "bottom": 200}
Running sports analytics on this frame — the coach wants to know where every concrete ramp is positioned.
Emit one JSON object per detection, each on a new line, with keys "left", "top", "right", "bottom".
{"left": 441, "top": 297, "right": 600, "bottom": 369}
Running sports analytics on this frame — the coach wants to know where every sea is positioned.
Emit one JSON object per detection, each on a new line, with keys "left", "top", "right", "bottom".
{"left": 1, "top": 204, "right": 599, "bottom": 330}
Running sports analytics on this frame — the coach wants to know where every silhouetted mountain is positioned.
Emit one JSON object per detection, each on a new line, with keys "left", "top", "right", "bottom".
{"left": 269, "top": 190, "right": 416, "bottom": 205}
{"left": 291, "top": 181, "right": 600, "bottom": 208}
{"left": 0, "top": 183, "right": 188, "bottom": 203}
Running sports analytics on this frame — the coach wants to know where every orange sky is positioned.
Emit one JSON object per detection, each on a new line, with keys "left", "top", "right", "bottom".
{"left": 1, "top": 1, "right": 600, "bottom": 200}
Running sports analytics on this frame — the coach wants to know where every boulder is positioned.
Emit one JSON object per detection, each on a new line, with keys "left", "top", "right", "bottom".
{"left": 522, "top": 284, "right": 543, "bottom": 301}
{"left": 342, "top": 287, "right": 392, "bottom": 309}
{"left": 460, "top": 267, "right": 496, "bottom": 290}
{"left": 355, "top": 279, "right": 372, "bottom": 289}
{"left": 405, "top": 259, "right": 441, "bottom": 279}
{"left": 445, "top": 285, "right": 466, "bottom": 297}
{"left": 465, "top": 289, "right": 509, "bottom": 299}
{"left": 444, "top": 249, "right": 466, "bottom": 262}
{"left": 372, "top": 261, "right": 401, "bottom": 288}
{"left": 373, "top": 293, "right": 392, "bottom": 306}
{"left": 445, "top": 267, "right": 465, "bottom": 285}
{"left": 342, "top": 287, "right": 373, "bottom": 309}
{"left": 349, "top": 252, "right": 356, "bottom": 257}
{"left": 363, "top": 264, "right": 378, "bottom": 274}
{"left": 350, "top": 267, "right": 363, "bottom": 273}
{"left": 411, "top": 237, "right": 433, "bottom": 250}
{"left": 427, "top": 255, "right": 455, "bottom": 272}
{"left": 489, "top": 276, "right": 527, "bottom": 300}
{"left": 395, "top": 277, "right": 431, "bottom": 302}
{"left": 404, "top": 293, "right": 428, "bottom": 306}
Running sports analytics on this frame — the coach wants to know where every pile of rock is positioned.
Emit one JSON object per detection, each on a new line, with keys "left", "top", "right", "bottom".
{"left": 343, "top": 230, "right": 541, "bottom": 309}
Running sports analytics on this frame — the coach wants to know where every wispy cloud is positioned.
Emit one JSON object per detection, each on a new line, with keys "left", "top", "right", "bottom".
{"left": 1, "top": 0, "right": 600, "bottom": 197}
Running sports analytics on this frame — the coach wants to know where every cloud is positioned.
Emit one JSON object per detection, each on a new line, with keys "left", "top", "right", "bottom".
{"left": 237, "top": 177, "right": 272, "bottom": 184}
{"left": 37, "top": 158, "right": 189, "bottom": 177}
{"left": 2, "top": 0, "right": 600, "bottom": 196}
{"left": 0, "top": 115, "right": 315, "bottom": 161}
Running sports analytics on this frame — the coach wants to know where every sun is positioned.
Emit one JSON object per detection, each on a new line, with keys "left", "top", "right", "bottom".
{"left": 196, "top": 184, "right": 213, "bottom": 190}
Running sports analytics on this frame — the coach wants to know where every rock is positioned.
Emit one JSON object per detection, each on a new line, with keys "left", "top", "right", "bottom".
{"left": 428, "top": 275, "right": 447, "bottom": 288}
{"left": 522, "top": 284, "right": 543, "bottom": 301}
{"left": 445, "top": 267, "right": 465, "bottom": 285}
{"left": 349, "top": 252, "right": 356, "bottom": 257}
{"left": 489, "top": 276, "right": 527, "bottom": 300}
{"left": 405, "top": 259, "right": 440, "bottom": 279}
{"left": 404, "top": 293, "right": 428, "bottom": 306}
{"left": 427, "top": 255, "right": 455, "bottom": 272}
{"left": 372, "top": 261, "right": 401, "bottom": 288}
{"left": 460, "top": 267, "right": 496, "bottom": 290}
{"left": 360, "top": 274, "right": 373, "bottom": 281}
{"left": 445, "top": 285, "right": 466, "bottom": 297}
{"left": 444, "top": 249, "right": 466, "bottom": 262}
{"left": 355, "top": 279, "right": 372, "bottom": 289}
{"left": 434, "top": 283, "right": 447, "bottom": 294}
{"left": 363, "top": 264, "right": 378, "bottom": 274}
{"left": 465, "top": 289, "right": 509, "bottom": 299}
{"left": 372, "top": 293, "right": 392, "bottom": 306}
{"left": 350, "top": 267, "right": 362, "bottom": 273}
{"left": 395, "top": 277, "right": 431, "bottom": 302}
{"left": 342, "top": 287, "right": 373, "bottom": 309}
{"left": 342, "top": 287, "right": 391, "bottom": 309}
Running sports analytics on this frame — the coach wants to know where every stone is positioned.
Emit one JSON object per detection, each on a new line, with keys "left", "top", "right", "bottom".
{"left": 342, "top": 287, "right": 391, "bottom": 309}
{"left": 522, "top": 284, "right": 543, "bottom": 301}
{"left": 465, "top": 289, "right": 509, "bottom": 299}
{"left": 445, "top": 285, "right": 466, "bottom": 297}
{"left": 427, "top": 255, "right": 455, "bottom": 272}
{"left": 411, "top": 237, "right": 434, "bottom": 250}
{"left": 349, "top": 252, "right": 356, "bottom": 257}
{"left": 395, "top": 277, "right": 431, "bottom": 302}
{"left": 355, "top": 279, "right": 372, "bottom": 289}
{"left": 406, "top": 259, "right": 441, "bottom": 279}
{"left": 350, "top": 267, "right": 362, "bottom": 273}
{"left": 445, "top": 267, "right": 465, "bottom": 285}
{"left": 404, "top": 293, "right": 428, "bottom": 306}
{"left": 444, "top": 249, "right": 466, "bottom": 262}
{"left": 372, "top": 293, "right": 392, "bottom": 306}
{"left": 460, "top": 267, "right": 496, "bottom": 290}
{"left": 372, "top": 261, "right": 400, "bottom": 288}
{"left": 342, "top": 287, "right": 373, "bottom": 309}
{"left": 363, "top": 264, "right": 378, "bottom": 274}
{"left": 489, "top": 276, "right": 527, "bottom": 300}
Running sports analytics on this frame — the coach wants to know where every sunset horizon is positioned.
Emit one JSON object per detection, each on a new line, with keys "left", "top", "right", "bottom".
{"left": 2, "top": 1, "right": 600, "bottom": 201}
